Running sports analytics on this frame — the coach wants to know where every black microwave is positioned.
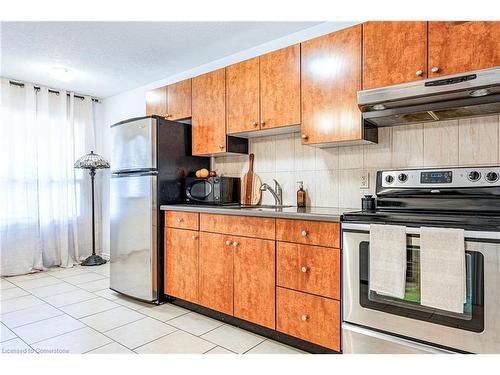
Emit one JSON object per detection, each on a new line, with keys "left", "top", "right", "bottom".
{"left": 185, "top": 176, "right": 241, "bottom": 205}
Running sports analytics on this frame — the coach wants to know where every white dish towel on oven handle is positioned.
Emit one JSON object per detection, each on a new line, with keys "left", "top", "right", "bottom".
{"left": 420, "top": 226, "right": 466, "bottom": 314}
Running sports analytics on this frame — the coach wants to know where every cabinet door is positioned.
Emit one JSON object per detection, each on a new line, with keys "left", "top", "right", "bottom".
{"left": 146, "top": 86, "right": 167, "bottom": 116}
{"left": 192, "top": 69, "right": 227, "bottom": 155}
{"left": 428, "top": 21, "right": 500, "bottom": 77}
{"left": 226, "top": 58, "right": 260, "bottom": 134}
{"left": 233, "top": 236, "right": 275, "bottom": 329}
{"left": 198, "top": 232, "right": 233, "bottom": 315}
{"left": 363, "top": 21, "right": 428, "bottom": 89}
{"left": 167, "top": 79, "right": 192, "bottom": 120}
{"left": 164, "top": 228, "right": 199, "bottom": 303}
{"left": 301, "top": 25, "right": 362, "bottom": 145}
{"left": 260, "top": 44, "right": 301, "bottom": 129}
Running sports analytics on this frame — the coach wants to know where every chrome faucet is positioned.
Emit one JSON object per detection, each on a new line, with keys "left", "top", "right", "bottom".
{"left": 260, "top": 179, "right": 283, "bottom": 206}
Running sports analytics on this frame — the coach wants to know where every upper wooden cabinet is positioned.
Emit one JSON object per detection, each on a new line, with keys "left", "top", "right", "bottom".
{"left": 363, "top": 21, "right": 428, "bottom": 89}
{"left": 146, "top": 86, "right": 167, "bottom": 117}
{"left": 191, "top": 69, "right": 227, "bottom": 155}
{"left": 167, "top": 79, "right": 192, "bottom": 120}
{"left": 226, "top": 44, "right": 301, "bottom": 135}
{"left": 428, "top": 21, "right": 500, "bottom": 77}
{"left": 226, "top": 57, "right": 260, "bottom": 134}
{"left": 301, "top": 25, "right": 363, "bottom": 145}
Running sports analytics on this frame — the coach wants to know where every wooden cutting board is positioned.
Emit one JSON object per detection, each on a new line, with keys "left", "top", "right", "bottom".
{"left": 241, "top": 153, "right": 262, "bottom": 205}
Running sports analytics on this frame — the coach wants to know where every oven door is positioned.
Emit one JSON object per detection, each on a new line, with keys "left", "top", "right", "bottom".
{"left": 343, "top": 223, "right": 500, "bottom": 354}
{"left": 186, "top": 179, "right": 213, "bottom": 203}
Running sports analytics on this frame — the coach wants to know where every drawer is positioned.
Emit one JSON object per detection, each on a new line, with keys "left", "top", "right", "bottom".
{"left": 276, "top": 287, "right": 340, "bottom": 351}
{"left": 165, "top": 211, "right": 199, "bottom": 230}
{"left": 200, "top": 213, "right": 275, "bottom": 240}
{"left": 276, "top": 219, "right": 340, "bottom": 247}
{"left": 277, "top": 242, "right": 340, "bottom": 299}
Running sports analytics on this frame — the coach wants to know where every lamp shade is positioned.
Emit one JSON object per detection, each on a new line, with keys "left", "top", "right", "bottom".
{"left": 74, "top": 151, "right": 110, "bottom": 170}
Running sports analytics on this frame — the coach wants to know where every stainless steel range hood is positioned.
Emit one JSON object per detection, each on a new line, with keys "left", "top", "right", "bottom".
{"left": 358, "top": 67, "right": 500, "bottom": 127}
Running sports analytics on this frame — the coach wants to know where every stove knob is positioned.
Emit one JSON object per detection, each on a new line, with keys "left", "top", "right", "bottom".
{"left": 385, "top": 175, "right": 394, "bottom": 184}
{"left": 486, "top": 171, "right": 499, "bottom": 183}
{"left": 398, "top": 173, "right": 408, "bottom": 183}
{"left": 468, "top": 171, "right": 481, "bottom": 182}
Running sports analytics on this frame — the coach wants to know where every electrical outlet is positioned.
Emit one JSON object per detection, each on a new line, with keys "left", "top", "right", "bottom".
{"left": 360, "top": 171, "right": 369, "bottom": 189}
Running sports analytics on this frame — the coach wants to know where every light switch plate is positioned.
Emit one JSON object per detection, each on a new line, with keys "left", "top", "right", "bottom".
{"left": 360, "top": 171, "right": 369, "bottom": 189}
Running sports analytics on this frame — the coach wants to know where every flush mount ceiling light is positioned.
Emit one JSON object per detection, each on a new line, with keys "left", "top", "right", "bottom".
{"left": 469, "top": 88, "right": 491, "bottom": 97}
{"left": 49, "top": 67, "right": 74, "bottom": 82}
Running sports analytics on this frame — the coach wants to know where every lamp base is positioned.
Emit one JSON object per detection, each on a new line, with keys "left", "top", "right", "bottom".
{"left": 81, "top": 254, "right": 107, "bottom": 266}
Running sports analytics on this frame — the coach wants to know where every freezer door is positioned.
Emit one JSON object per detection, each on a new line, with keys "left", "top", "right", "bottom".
{"left": 110, "top": 172, "right": 157, "bottom": 302}
{"left": 111, "top": 117, "right": 157, "bottom": 172}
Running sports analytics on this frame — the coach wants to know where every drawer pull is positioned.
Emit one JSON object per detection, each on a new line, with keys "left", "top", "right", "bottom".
{"left": 192, "top": 235, "right": 198, "bottom": 240}
{"left": 232, "top": 241, "right": 239, "bottom": 247}
{"left": 301, "top": 229, "right": 308, "bottom": 237}
{"left": 300, "top": 314, "right": 309, "bottom": 321}
{"left": 301, "top": 266, "right": 309, "bottom": 273}
{"left": 225, "top": 240, "right": 232, "bottom": 246}
{"left": 176, "top": 218, "right": 183, "bottom": 223}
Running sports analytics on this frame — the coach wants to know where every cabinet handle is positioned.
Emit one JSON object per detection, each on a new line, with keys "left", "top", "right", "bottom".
{"left": 416, "top": 69, "right": 423, "bottom": 76}
{"left": 301, "top": 266, "right": 309, "bottom": 273}
{"left": 225, "top": 240, "right": 232, "bottom": 246}
{"left": 431, "top": 66, "right": 440, "bottom": 73}
{"left": 218, "top": 144, "right": 225, "bottom": 150}
{"left": 260, "top": 120, "right": 266, "bottom": 126}
{"left": 176, "top": 218, "right": 183, "bottom": 223}
{"left": 192, "top": 235, "right": 198, "bottom": 240}
{"left": 301, "top": 314, "right": 309, "bottom": 322}
{"left": 233, "top": 241, "right": 239, "bottom": 247}
{"left": 165, "top": 114, "right": 172, "bottom": 118}
{"left": 301, "top": 229, "right": 308, "bottom": 237}
{"left": 301, "top": 134, "right": 308, "bottom": 140}
{"left": 252, "top": 121, "right": 258, "bottom": 127}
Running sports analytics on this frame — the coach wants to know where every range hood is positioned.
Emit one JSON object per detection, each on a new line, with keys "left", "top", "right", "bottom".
{"left": 358, "top": 67, "right": 500, "bottom": 127}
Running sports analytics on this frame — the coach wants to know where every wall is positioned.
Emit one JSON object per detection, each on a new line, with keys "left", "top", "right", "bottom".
{"left": 213, "top": 116, "right": 500, "bottom": 209}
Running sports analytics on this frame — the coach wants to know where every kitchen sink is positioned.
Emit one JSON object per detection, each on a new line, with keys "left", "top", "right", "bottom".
{"left": 236, "top": 204, "right": 293, "bottom": 211}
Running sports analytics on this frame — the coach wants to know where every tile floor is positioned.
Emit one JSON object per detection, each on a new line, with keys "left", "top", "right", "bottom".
{"left": 0, "top": 264, "right": 305, "bottom": 354}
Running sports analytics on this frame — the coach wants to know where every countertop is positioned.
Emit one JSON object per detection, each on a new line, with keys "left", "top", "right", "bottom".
{"left": 160, "top": 204, "right": 357, "bottom": 222}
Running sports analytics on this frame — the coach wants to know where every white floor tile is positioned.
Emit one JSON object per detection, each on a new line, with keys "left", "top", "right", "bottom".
{"left": 245, "top": 339, "right": 305, "bottom": 354}
{"left": 167, "top": 312, "right": 224, "bottom": 336}
{"left": 138, "top": 303, "right": 189, "bottom": 322}
{"left": 0, "top": 279, "right": 16, "bottom": 290}
{"left": 0, "top": 295, "right": 45, "bottom": 314}
{"left": 49, "top": 266, "right": 89, "bottom": 278}
{"left": 5, "top": 272, "right": 48, "bottom": 283}
{"left": 113, "top": 296, "right": 154, "bottom": 310}
{"left": 86, "top": 342, "right": 135, "bottom": 354}
{"left": 106, "top": 317, "right": 177, "bottom": 349}
{"left": 13, "top": 314, "right": 85, "bottom": 344}
{"left": 0, "top": 338, "right": 34, "bottom": 353}
{"left": 80, "top": 306, "right": 144, "bottom": 332}
{"left": 93, "top": 288, "right": 121, "bottom": 300}
{"left": 1, "top": 303, "right": 64, "bottom": 328}
{"left": 78, "top": 278, "right": 110, "bottom": 292}
{"left": 29, "top": 282, "right": 79, "bottom": 298}
{"left": 60, "top": 297, "right": 119, "bottom": 318}
{"left": 40, "top": 289, "right": 96, "bottom": 307}
{"left": 0, "top": 287, "right": 30, "bottom": 300}
{"left": 9, "top": 275, "right": 61, "bottom": 290}
{"left": 88, "top": 264, "right": 110, "bottom": 277}
{"left": 1, "top": 322, "right": 17, "bottom": 342}
{"left": 61, "top": 273, "right": 107, "bottom": 285}
{"left": 201, "top": 325, "right": 265, "bottom": 354}
{"left": 33, "top": 327, "right": 112, "bottom": 354}
{"left": 204, "top": 346, "right": 236, "bottom": 354}
{"left": 135, "top": 330, "right": 216, "bottom": 354}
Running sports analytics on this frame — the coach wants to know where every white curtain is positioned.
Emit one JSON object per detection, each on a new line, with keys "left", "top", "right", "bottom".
{"left": 0, "top": 78, "right": 100, "bottom": 276}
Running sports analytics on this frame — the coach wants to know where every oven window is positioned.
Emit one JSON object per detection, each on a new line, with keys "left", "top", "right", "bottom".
{"left": 359, "top": 241, "right": 484, "bottom": 332}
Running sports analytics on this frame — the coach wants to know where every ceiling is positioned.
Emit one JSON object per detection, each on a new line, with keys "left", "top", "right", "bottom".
{"left": 1, "top": 21, "right": 323, "bottom": 98}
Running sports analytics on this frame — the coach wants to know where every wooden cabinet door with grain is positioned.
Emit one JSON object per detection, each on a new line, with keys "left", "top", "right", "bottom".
{"left": 146, "top": 86, "right": 167, "bottom": 116}
{"left": 226, "top": 57, "right": 260, "bottom": 134}
{"left": 428, "top": 21, "right": 500, "bottom": 77}
{"left": 233, "top": 236, "right": 275, "bottom": 329}
{"left": 363, "top": 21, "right": 428, "bottom": 89}
{"left": 167, "top": 79, "right": 192, "bottom": 120}
{"left": 198, "top": 232, "right": 233, "bottom": 315}
{"left": 301, "top": 25, "right": 362, "bottom": 145}
{"left": 164, "top": 227, "right": 199, "bottom": 303}
{"left": 192, "top": 69, "right": 227, "bottom": 155}
{"left": 260, "top": 44, "right": 301, "bottom": 129}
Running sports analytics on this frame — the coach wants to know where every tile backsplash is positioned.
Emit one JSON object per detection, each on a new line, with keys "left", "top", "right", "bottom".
{"left": 213, "top": 115, "right": 500, "bottom": 209}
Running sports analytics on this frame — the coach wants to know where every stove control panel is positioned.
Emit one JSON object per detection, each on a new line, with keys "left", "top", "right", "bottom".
{"left": 380, "top": 166, "right": 500, "bottom": 188}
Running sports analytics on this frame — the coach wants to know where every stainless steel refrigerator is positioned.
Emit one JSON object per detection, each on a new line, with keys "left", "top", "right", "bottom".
{"left": 110, "top": 116, "right": 209, "bottom": 302}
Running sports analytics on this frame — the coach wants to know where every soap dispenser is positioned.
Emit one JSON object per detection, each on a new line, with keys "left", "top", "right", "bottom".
{"left": 296, "top": 181, "right": 306, "bottom": 207}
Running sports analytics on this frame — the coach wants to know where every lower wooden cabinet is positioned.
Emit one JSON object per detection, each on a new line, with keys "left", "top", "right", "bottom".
{"left": 276, "top": 287, "right": 340, "bottom": 351}
{"left": 234, "top": 236, "right": 275, "bottom": 329}
{"left": 164, "top": 227, "right": 199, "bottom": 303}
{"left": 198, "top": 232, "right": 234, "bottom": 315}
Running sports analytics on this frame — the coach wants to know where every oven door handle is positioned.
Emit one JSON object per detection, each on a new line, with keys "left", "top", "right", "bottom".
{"left": 342, "top": 223, "right": 500, "bottom": 241}
{"left": 342, "top": 322, "right": 455, "bottom": 354}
